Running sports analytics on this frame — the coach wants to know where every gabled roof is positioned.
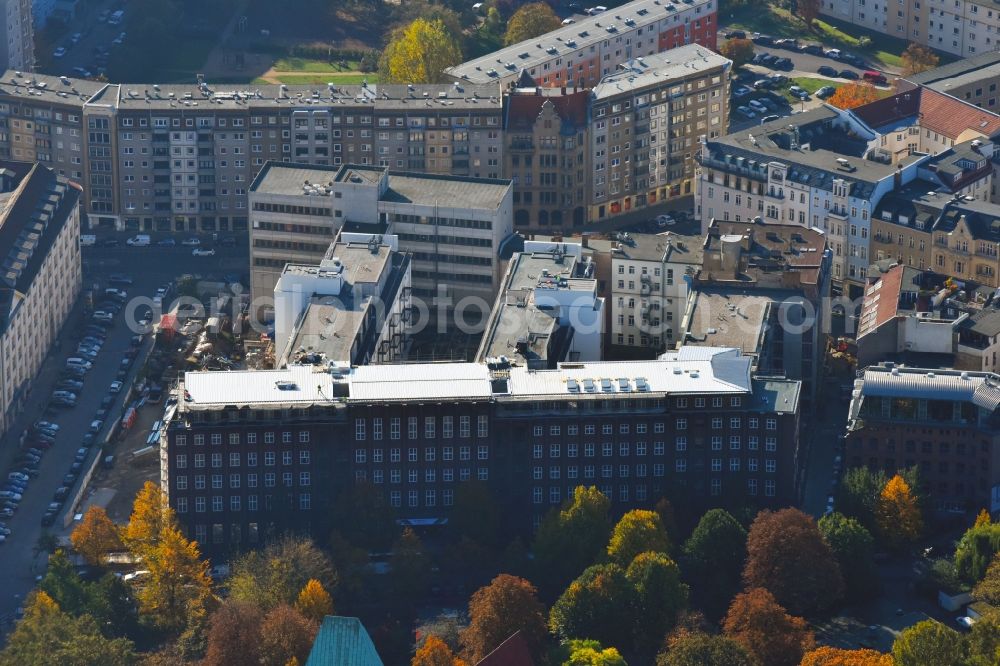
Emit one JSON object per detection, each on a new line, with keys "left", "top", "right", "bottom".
{"left": 853, "top": 87, "right": 1000, "bottom": 140}
{"left": 476, "top": 631, "right": 535, "bottom": 666}
{"left": 306, "top": 616, "right": 384, "bottom": 666}
{"left": 504, "top": 88, "right": 589, "bottom": 129}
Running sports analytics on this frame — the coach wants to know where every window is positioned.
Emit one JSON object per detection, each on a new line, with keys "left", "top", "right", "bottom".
{"left": 460, "top": 416, "right": 471, "bottom": 438}
{"left": 478, "top": 415, "right": 489, "bottom": 437}
{"left": 355, "top": 418, "right": 366, "bottom": 440}
{"left": 676, "top": 418, "right": 687, "bottom": 430}
{"left": 299, "top": 472, "right": 311, "bottom": 486}
{"left": 229, "top": 452, "right": 240, "bottom": 467}
{"left": 391, "top": 418, "right": 400, "bottom": 440}
{"left": 355, "top": 449, "right": 367, "bottom": 464}
{"left": 299, "top": 450, "right": 310, "bottom": 465}
{"left": 425, "top": 417, "right": 435, "bottom": 438}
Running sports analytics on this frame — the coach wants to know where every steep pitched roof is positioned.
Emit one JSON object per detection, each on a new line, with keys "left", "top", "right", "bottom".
{"left": 476, "top": 631, "right": 535, "bottom": 666}
{"left": 305, "top": 616, "right": 384, "bottom": 666}
{"left": 852, "top": 87, "right": 1000, "bottom": 140}
{"left": 504, "top": 89, "right": 589, "bottom": 130}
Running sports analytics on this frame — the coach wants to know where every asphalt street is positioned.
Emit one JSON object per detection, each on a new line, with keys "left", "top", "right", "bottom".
{"left": 0, "top": 235, "right": 248, "bottom": 629}
{"left": 40, "top": 0, "right": 125, "bottom": 78}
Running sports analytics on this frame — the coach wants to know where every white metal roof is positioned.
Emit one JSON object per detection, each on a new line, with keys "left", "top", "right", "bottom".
{"left": 509, "top": 347, "right": 751, "bottom": 397}
{"left": 348, "top": 363, "right": 494, "bottom": 401}
{"left": 861, "top": 365, "right": 1000, "bottom": 411}
{"left": 183, "top": 365, "right": 336, "bottom": 406}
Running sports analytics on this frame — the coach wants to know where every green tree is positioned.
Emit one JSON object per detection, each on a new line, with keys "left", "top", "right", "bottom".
{"left": 504, "top": 2, "right": 561, "bottom": 45}
{"left": 533, "top": 486, "right": 612, "bottom": 595}
{"left": 550, "top": 563, "right": 635, "bottom": 652}
{"left": 460, "top": 574, "right": 548, "bottom": 664}
{"left": 485, "top": 7, "right": 503, "bottom": 35}
{"left": 743, "top": 508, "right": 843, "bottom": 616}
{"left": 818, "top": 512, "right": 879, "bottom": 602}
{"left": 681, "top": 508, "right": 747, "bottom": 619}
{"left": 966, "top": 609, "right": 1000, "bottom": 666}
{"left": 723, "top": 588, "right": 814, "bottom": 666}
{"left": 956, "top": 522, "right": 1000, "bottom": 583}
{"left": 379, "top": 18, "right": 462, "bottom": 84}
{"left": 838, "top": 467, "right": 887, "bottom": 532}
{"left": 562, "top": 639, "right": 627, "bottom": 665}
{"left": 656, "top": 633, "right": 758, "bottom": 666}
{"left": 892, "top": 620, "right": 966, "bottom": 666}
{"left": 390, "top": 527, "right": 431, "bottom": 602}
{"left": 607, "top": 509, "right": 671, "bottom": 565}
{"left": 0, "top": 591, "right": 137, "bottom": 666}
{"left": 229, "top": 536, "right": 337, "bottom": 610}
{"left": 718, "top": 38, "right": 755, "bottom": 69}
{"left": 627, "top": 552, "right": 688, "bottom": 659}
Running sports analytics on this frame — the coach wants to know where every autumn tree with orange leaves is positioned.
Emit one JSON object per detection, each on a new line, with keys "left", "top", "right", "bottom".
{"left": 70, "top": 506, "right": 123, "bottom": 566}
{"left": 723, "top": 588, "right": 814, "bottom": 666}
{"left": 876, "top": 474, "right": 923, "bottom": 550}
{"left": 413, "top": 635, "right": 467, "bottom": 666}
{"left": 828, "top": 82, "right": 880, "bottom": 110}
{"left": 801, "top": 646, "right": 895, "bottom": 666}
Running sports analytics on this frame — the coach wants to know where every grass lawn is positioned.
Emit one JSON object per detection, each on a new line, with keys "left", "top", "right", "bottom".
{"left": 149, "top": 37, "right": 216, "bottom": 83}
{"left": 252, "top": 73, "right": 378, "bottom": 85}
{"left": 272, "top": 57, "right": 364, "bottom": 73}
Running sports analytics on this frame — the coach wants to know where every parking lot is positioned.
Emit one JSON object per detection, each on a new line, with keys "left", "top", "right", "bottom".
{"left": 39, "top": 0, "right": 130, "bottom": 78}
{"left": 0, "top": 234, "right": 247, "bottom": 627}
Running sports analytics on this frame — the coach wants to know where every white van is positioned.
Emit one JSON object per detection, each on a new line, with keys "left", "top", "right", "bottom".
{"left": 127, "top": 235, "right": 150, "bottom": 247}
{"left": 108, "top": 9, "right": 124, "bottom": 25}
{"left": 80, "top": 234, "right": 96, "bottom": 246}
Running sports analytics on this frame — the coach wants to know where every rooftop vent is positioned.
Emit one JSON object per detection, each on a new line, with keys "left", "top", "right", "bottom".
{"left": 275, "top": 380, "right": 298, "bottom": 391}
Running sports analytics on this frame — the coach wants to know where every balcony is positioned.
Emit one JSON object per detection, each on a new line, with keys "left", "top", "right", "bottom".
{"left": 509, "top": 140, "right": 534, "bottom": 151}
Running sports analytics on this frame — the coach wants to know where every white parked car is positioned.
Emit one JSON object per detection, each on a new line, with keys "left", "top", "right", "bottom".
{"left": 957, "top": 616, "right": 976, "bottom": 629}
{"left": 655, "top": 214, "right": 675, "bottom": 227}
{"left": 181, "top": 237, "right": 201, "bottom": 246}
{"left": 52, "top": 47, "right": 66, "bottom": 58}
{"left": 192, "top": 248, "right": 216, "bottom": 257}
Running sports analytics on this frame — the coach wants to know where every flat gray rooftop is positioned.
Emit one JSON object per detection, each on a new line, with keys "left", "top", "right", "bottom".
{"left": 592, "top": 46, "right": 728, "bottom": 100}
{"left": 382, "top": 172, "right": 511, "bottom": 211}
{"left": 251, "top": 162, "right": 342, "bottom": 196}
{"left": 685, "top": 289, "right": 772, "bottom": 353}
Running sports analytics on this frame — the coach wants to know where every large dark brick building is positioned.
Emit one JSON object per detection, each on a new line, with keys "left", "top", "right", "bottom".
{"left": 847, "top": 362, "right": 1000, "bottom": 514}
{"left": 164, "top": 347, "right": 801, "bottom": 553}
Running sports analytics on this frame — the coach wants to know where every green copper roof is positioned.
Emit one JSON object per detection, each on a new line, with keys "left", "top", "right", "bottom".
{"left": 305, "top": 616, "right": 384, "bottom": 666}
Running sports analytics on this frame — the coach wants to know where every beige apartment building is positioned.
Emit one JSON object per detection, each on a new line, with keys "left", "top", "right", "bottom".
{"left": 0, "top": 161, "right": 81, "bottom": 437}
{"left": 824, "top": 0, "right": 1000, "bottom": 56}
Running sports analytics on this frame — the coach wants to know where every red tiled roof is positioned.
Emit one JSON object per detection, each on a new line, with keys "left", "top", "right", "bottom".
{"left": 476, "top": 631, "right": 535, "bottom": 666}
{"left": 852, "top": 87, "right": 1000, "bottom": 140}
{"left": 852, "top": 89, "right": 921, "bottom": 129}
{"left": 918, "top": 88, "right": 1000, "bottom": 140}
{"left": 857, "top": 264, "right": 904, "bottom": 339}
{"left": 505, "top": 90, "right": 589, "bottom": 129}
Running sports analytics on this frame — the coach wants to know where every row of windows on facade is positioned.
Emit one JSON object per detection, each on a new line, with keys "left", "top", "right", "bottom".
{"left": 531, "top": 478, "right": 777, "bottom": 505}
{"left": 528, "top": 415, "right": 777, "bottom": 436}
{"left": 176, "top": 493, "right": 311, "bottom": 514}
{"left": 355, "top": 416, "right": 489, "bottom": 440}
{"left": 354, "top": 446, "right": 489, "bottom": 464}
{"left": 532, "top": 456, "right": 779, "bottom": 477}
{"left": 175, "top": 431, "right": 311, "bottom": 446}
{"left": 354, "top": 467, "right": 490, "bottom": 483}
{"left": 530, "top": 437, "right": 780, "bottom": 457}
{"left": 174, "top": 471, "right": 311, "bottom": 490}
{"left": 175, "top": 450, "right": 309, "bottom": 469}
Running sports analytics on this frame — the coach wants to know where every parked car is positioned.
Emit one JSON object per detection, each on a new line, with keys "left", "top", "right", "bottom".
{"left": 800, "top": 44, "right": 824, "bottom": 56}
{"left": 34, "top": 421, "right": 59, "bottom": 432}
{"left": 748, "top": 99, "right": 768, "bottom": 113}
{"left": 157, "top": 238, "right": 176, "bottom": 246}
{"left": 816, "top": 86, "right": 837, "bottom": 99}
{"left": 219, "top": 236, "right": 237, "bottom": 247}
{"left": 52, "top": 47, "right": 66, "bottom": 58}
{"left": 108, "top": 273, "right": 133, "bottom": 286}
{"left": 825, "top": 48, "right": 842, "bottom": 59}
{"left": 753, "top": 34, "right": 774, "bottom": 45}
{"left": 773, "top": 57, "right": 793, "bottom": 70}
{"left": 725, "top": 30, "right": 746, "bottom": 39}
{"left": 192, "top": 248, "right": 216, "bottom": 257}
{"left": 109, "top": 381, "right": 123, "bottom": 394}
{"left": 181, "top": 237, "right": 200, "bottom": 246}
{"left": 839, "top": 69, "right": 859, "bottom": 80}
{"left": 818, "top": 65, "right": 838, "bottom": 77}
{"left": 753, "top": 79, "right": 771, "bottom": 90}
{"left": 736, "top": 106, "right": 757, "bottom": 119}
{"left": 732, "top": 85, "right": 752, "bottom": 97}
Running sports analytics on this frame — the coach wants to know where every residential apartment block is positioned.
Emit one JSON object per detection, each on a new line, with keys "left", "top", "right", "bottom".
{"left": 249, "top": 162, "right": 513, "bottom": 311}
{"left": 823, "top": 0, "right": 1000, "bottom": 57}
{"left": 872, "top": 179, "right": 1000, "bottom": 287}
{"left": 606, "top": 231, "right": 702, "bottom": 355}
{"left": 0, "top": 161, "right": 82, "bottom": 437}
{"left": 696, "top": 106, "right": 927, "bottom": 295}
{"left": 0, "top": 43, "right": 728, "bottom": 234}
{"left": 445, "top": 0, "right": 717, "bottom": 88}
{"left": 847, "top": 362, "right": 1000, "bottom": 512}
{"left": 0, "top": 0, "right": 32, "bottom": 72}
{"left": 163, "top": 347, "right": 801, "bottom": 554}
{"left": 902, "top": 51, "right": 1000, "bottom": 110}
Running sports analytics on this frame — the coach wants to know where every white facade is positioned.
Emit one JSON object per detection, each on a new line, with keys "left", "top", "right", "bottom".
{"left": 0, "top": 0, "right": 32, "bottom": 71}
